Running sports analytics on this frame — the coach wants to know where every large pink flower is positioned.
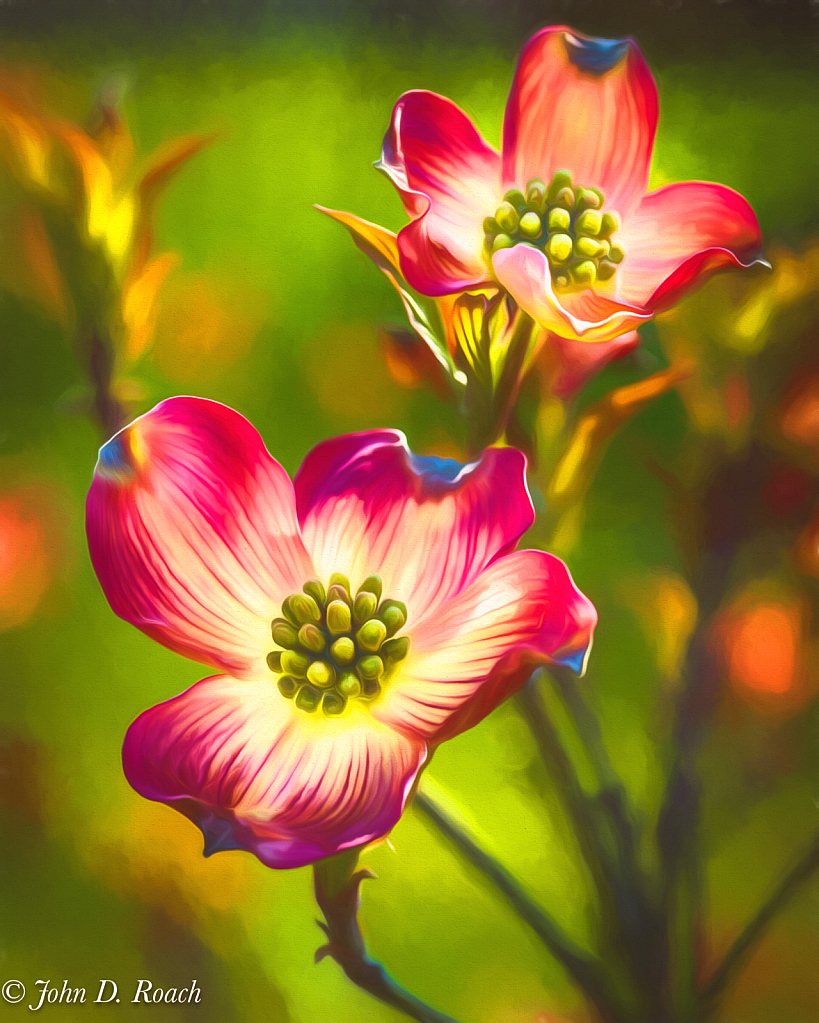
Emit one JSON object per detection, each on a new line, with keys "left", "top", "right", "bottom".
{"left": 378, "top": 25, "right": 765, "bottom": 344}
{"left": 86, "top": 397, "right": 596, "bottom": 869}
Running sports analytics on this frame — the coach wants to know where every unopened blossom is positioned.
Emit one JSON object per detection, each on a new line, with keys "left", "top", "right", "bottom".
{"left": 86, "top": 397, "right": 596, "bottom": 868}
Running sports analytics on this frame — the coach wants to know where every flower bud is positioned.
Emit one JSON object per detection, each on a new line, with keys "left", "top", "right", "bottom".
{"left": 302, "top": 579, "right": 326, "bottom": 607}
{"left": 518, "top": 211, "right": 543, "bottom": 239}
{"left": 354, "top": 590, "right": 378, "bottom": 624}
{"left": 357, "top": 654, "right": 384, "bottom": 679}
{"left": 576, "top": 210, "right": 602, "bottom": 236}
{"left": 483, "top": 216, "right": 499, "bottom": 235}
{"left": 357, "top": 618, "right": 387, "bottom": 652}
{"left": 382, "top": 636, "right": 410, "bottom": 664}
{"left": 288, "top": 593, "right": 321, "bottom": 625}
{"left": 326, "top": 584, "right": 350, "bottom": 607}
{"left": 298, "top": 622, "right": 327, "bottom": 653}
{"left": 547, "top": 170, "right": 573, "bottom": 202}
{"left": 295, "top": 684, "right": 320, "bottom": 712}
{"left": 492, "top": 233, "right": 515, "bottom": 252}
{"left": 526, "top": 178, "right": 546, "bottom": 211}
{"left": 328, "top": 572, "right": 351, "bottom": 598}
{"left": 571, "top": 260, "right": 597, "bottom": 286}
{"left": 600, "top": 211, "right": 620, "bottom": 238}
{"left": 271, "top": 619, "right": 299, "bottom": 649}
{"left": 495, "top": 202, "right": 519, "bottom": 233}
{"left": 322, "top": 691, "right": 346, "bottom": 716}
{"left": 326, "top": 599, "right": 352, "bottom": 635}
{"left": 547, "top": 233, "right": 573, "bottom": 264}
{"left": 266, "top": 650, "right": 283, "bottom": 673}
{"left": 607, "top": 243, "right": 625, "bottom": 264}
{"left": 281, "top": 649, "right": 310, "bottom": 677}
{"left": 597, "top": 261, "right": 617, "bottom": 281}
{"left": 337, "top": 673, "right": 362, "bottom": 699}
{"left": 547, "top": 207, "right": 570, "bottom": 232}
{"left": 277, "top": 675, "right": 298, "bottom": 699}
{"left": 307, "top": 660, "right": 336, "bottom": 688}
{"left": 379, "top": 600, "right": 407, "bottom": 636}
{"left": 330, "top": 636, "right": 356, "bottom": 665}
{"left": 502, "top": 188, "right": 526, "bottom": 209}
{"left": 357, "top": 574, "right": 383, "bottom": 603}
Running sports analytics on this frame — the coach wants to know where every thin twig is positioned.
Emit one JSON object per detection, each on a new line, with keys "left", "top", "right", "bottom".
{"left": 313, "top": 854, "right": 462, "bottom": 1023}
{"left": 414, "top": 788, "right": 628, "bottom": 1023}
{"left": 699, "top": 826, "right": 819, "bottom": 1018}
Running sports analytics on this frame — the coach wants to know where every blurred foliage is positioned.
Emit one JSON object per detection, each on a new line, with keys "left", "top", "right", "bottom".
{"left": 0, "top": 11, "right": 819, "bottom": 1023}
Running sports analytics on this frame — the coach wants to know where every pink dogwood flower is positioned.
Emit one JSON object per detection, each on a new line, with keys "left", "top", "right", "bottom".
{"left": 378, "top": 25, "right": 766, "bottom": 344}
{"left": 86, "top": 397, "right": 596, "bottom": 869}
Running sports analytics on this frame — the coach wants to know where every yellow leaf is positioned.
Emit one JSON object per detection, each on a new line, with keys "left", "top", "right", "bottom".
{"left": 122, "top": 250, "right": 180, "bottom": 363}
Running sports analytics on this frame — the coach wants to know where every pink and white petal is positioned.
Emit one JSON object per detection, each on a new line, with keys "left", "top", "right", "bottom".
{"left": 493, "top": 244, "right": 651, "bottom": 343}
{"left": 550, "top": 330, "right": 640, "bottom": 397}
{"left": 295, "top": 430, "right": 533, "bottom": 625}
{"left": 87, "top": 397, "right": 314, "bottom": 678}
{"left": 377, "top": 90, "right": 501, "bottom": 295}
{"left": 502, "top": 26, "right": 658, "bottom": 218}
{"left": 123, "top": 674, "right": 427, "bottom": 870}
{"left": 374, "top": 549, "right": 597, "bottom": 743}
{"left": 617, "top": 181, "right": 766, "bottom": 308}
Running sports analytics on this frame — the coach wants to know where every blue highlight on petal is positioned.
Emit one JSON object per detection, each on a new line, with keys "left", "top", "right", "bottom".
{"left": 408, "top": 452, "right": 472, "bottom": 491}
{"left": 97, "top": 432, "right": 134, "bottom": 483}
{"left": 554, "top": 644, "right": 592, "bottom": 676}
{"left": 563, "top": 32, "right": 629, "bottom": 76}
{"left": 199, "top": 813, "right": 243, "bottom": 857}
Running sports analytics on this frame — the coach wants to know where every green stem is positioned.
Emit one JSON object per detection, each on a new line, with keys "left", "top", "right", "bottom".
{"left": 313, "top": 853, "right": 461, "bottom": 1023}
{"left": 414, "top": 788, "right": 628, "bottom": 1023}
{"left": 698, "top": 826, "right": 819, "bottom": 1019}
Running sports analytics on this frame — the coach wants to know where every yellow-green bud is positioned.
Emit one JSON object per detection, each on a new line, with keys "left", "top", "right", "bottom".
{"left": 554, "top": 273, "right": 570, "bottom": 289}
{"left": 302, "top": 579, "right": 326, "bottom": 606}
{"left": 547, "top": 233, "right": 573, "bottom": 264}
{"left": 503, "top": 188, "right": 526, "bottom": 209}
{"left": 518, "top": 211, "right": 542, "bottom": 239}
{"left": 382, "top": 636, "right": 410, "bottom": 664}
{"left": 357, "top": 618, "right": 387, "bottom": 652}
{"left": 298, "top": 622, "right": 326, "bottom": 653}
{"left": 288, "top": 593, "right": 321, "bottom": 625}
{"left": 380, "top": 601, "right": 408, "bottom": 636}
{"left": 607, "top": 243, "right": 625, "bottom": 264}
{"left": 495, "top": 202, "right": 519, "bottom": 233}
{"left": 330, "top": 636, "right": 356, "bottom": 665}
{"left": 547, "top": 207, "right": 571, "bottom": 232}
{"left": 362, "top": 678, "right": 382, "bottom": 699}
{"left": 547, "top": 170, "right": 573, "bottom": 202}
{"left": 597, "top": 261, "right": 617, "bottom": 281}
{"left": 281, "top": 649, "right": 310, "bottom": 677}
{"left": 328, "top": 572, "right": 351, "bottom": 598}
{"left": 555, "top": 187, "right": 575, "bottom": 209}
{"left": 576, "top": 210, "right": 602, "bottom": 236}
{"left": 326, "top": 583, "right": 350, "bottom": 607}
{"left": 357, "top": 575, "right": 383, "bottom": 603}
{"left": 483, "top": 216, "right": 499, "bottom": 235}
{"left": 322, "top": 691, "right": 345, "bottom": 716}
{"left": 354, "top": 591, "right": 378, "bottom": 624}
{"left": 337, "top": 673, "right": 362, "bottom": 699}
{"left": 526, "top": 178, "right": 546, "bottom": 210}
{"left": 326, "top": 599, "right": 352, "bottom": 635}
{"left": 307, "top": 660, "right": 336, "bottom": 688}
{"left": 267, "top": 650, "right": 283, "bottom": 673}
{"left": 575, "top": 236, "right": 604, "bottom": 259}
{"left": 572, "top": 261, "right": 597, "bottom": 286}
{"left": 295, "top": 684, "right": 320, "bottom": 712}
{"left": 596, "top": 239, "right": 610, "bottom": 259}
{"left": 277, "top": 675, "right": 298, "bottom": 699}
{"left": 576, "top": 187, "right": 602, "bottom": 210}
{"left": 271, "top": 619, "right": 298, "bottom": 649}
{"left": 600, "top": 211, "right": 620, "bottom": 238}
{"left": 492, "top": 233, "right": 515, "bottom": 252}
{"left": 357, "top": 655, "right": 384, "bottom": 680}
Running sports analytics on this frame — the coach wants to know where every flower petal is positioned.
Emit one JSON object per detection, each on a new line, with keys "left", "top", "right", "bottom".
{"left": 502, "top": 26, "right": 658, "bottom": 217}
{"left": 377, "top": 90, "right": 501, "bottom": 295}
{"left": 123, "top": 674, "right": 427, "bottom": 869}
{"left": 550, "top": 330, "right": 640, "bottom": 397}
{"left": 617, "top": 181, "right": 765, "bottom": 309}
{"left": 374, "top": 549, "right": 596, "bottom": 743}
{"left": 493, "top": 244, "right": 651, "bottom": 343}
{"left": 86, "top": 397, "right": 314, "bottom": 678}
{"left": 295, "top": 430, "right": 533, "bottom": 623}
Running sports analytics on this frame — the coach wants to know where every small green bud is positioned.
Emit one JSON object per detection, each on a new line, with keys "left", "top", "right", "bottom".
{"left": 576, "top": 187, "right": 602, "bottom": 210}
{"left": 547, "top": 170, "right": 573, "bottom": 202}
{"left": 288, "top": 593, "right": 321, "bottom": 625}
{"left": 600, "top": 211, "right": 620, "bottom": 238}
{"left": 572, "top": 260, "right": 597, "bottom": 286}
{"left": 326, "top": 583, "right": 350, "bottom": 607}
{"left": 357, "top": 654, "right": 384, "bottom": 680}
{"left": 554, "top": 273, "right": 570, "bottom": 289}
{"left": 526, "top": 178, "right": 546, "bottom": 210}
{"left": 354, "top": 590, "right": 378, "bottom": 624}
{"left": 281, "top": 649, "right": 310, "bottom": 677}
{"left": 518, "top": 211, "right": 542, "bottom": 239}
{"left": 328, "top": 572, "right": 351, "bottom": 598}
{"left": 307, "top": 660, "right": 336, "bottom": 689}
{"left": 596, "top": 239, "right": 610, "bottom": 259}
{"left": 362, "top": 678, "right": 382, "bottom": 699}
{"left": 596, "top": 261, "right": 617, "bottom": 281}
{"left": 483, "top": 216, "right": 499, "bottom": 235}
{"left": 322, "top": 691, "right": 346, "bottom": 716}
{"left": 357, "top": 618, "right": 387, "bottom": 652}
{"left": 271, "top": 619, "right": 299, "bottom": 649}
{"left": 326, "top": 599, "right": 352, "bottom": 635}
{"left": 494, "top": 202, "right": 519, "bottom": 233}
{"left": 280, "top": 596, "right": 300, "bottom": 626}
{"left": 546, "top": 233, "right": 573, "bottom": 264}
{"left": 555, "top": 187, "right": 575, "bottom": 209}
{"left": 298, "top": 622, "right": 327, "bottom": 654}
{"left": 266, "top": 650, "right": 283, "bottom": 673}
{"left": 382, "top": 636, "right": 410, "bottom": 664}
{"left": 337, "top": 672, "right": 362, "bottom": 699}
{"left": 330, "top": 636, "right": 356, "bottom": 665}
{"left": 576, "top": 209, "right": 602, "bottom": 236}
{"left": 357, "top": 575, "right": 383, "bottom": 603}
{"left": 302, "top": 579, "right": 326, "bottom": 607}
{"left": 492, "top": 233, "right": 515, "bottom": 252}
{"left": 574, "top": 236, "right": 604, "bottom": 259}
{"left": 379, "top": 600, "right": 408, "bottom": 636}
{"left": 295, "top": 684, "right": 320, "bottom": 712}
{"left": 503, "top": 188, "right": 526, "bottom": 209}
{"left": 607, "top": 243, "right": 625, "bottom": 264}
{"left": 547, "top": 207, "right": 571, "bottom": 232}
{"left": 277, "top": 675, "right": 298, "bottom": 699}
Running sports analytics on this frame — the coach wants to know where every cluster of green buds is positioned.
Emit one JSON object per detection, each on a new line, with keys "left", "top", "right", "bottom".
{"left": 483, "top": 170, "right": 624, "bottom": 290}
{"left": 268, "top": 573, "right": 409, "bottom": 717}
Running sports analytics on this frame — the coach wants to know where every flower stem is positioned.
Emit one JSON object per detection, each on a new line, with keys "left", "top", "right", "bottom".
{"left": 80, "top": 327, "right": 127, "bottom": 440}
{"left": 698, "top": 825, "right": 819, "bottom": 1019}
{"left": 313, "top": 851, "right": 461, "bottom": 1023}
{"left": 414, "top": 786, "right": 628, "bottom": 1023}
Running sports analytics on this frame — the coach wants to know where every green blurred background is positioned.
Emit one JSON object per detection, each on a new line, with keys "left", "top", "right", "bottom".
{"left": 1, "top": 3, "right": 819, "bottom": 1021}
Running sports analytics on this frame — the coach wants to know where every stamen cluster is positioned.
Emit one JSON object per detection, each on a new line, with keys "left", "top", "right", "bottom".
{"left": 268, "top": 573, "right": 409, "bottom": 717}
{"left": 483, "top": 171, "right": 624, "bottom": 290}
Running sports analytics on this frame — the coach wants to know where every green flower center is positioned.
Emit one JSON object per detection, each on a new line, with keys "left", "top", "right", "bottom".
{"left": 267, "top": 573, "right": 409, "bottom": 717}
{"left": 484, "top": 171, "right": 624, "bottom": 291}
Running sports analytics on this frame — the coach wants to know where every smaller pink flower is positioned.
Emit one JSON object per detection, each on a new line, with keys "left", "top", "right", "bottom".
{"left": 86, "top": 397, "right": 596, "bottom": 868}
{"left": 378, "top": 25, "right": 765, "bottom": 344}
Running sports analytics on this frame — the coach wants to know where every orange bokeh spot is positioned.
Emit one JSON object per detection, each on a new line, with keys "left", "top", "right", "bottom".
{"left": 725, "top": 602, "right": 800, "bottom": 696}
{"left": 780, "top": 374, "right": 819, "bottom": 449}
{"left": 0, "top": 490, "right": 51, "bottom": 630}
